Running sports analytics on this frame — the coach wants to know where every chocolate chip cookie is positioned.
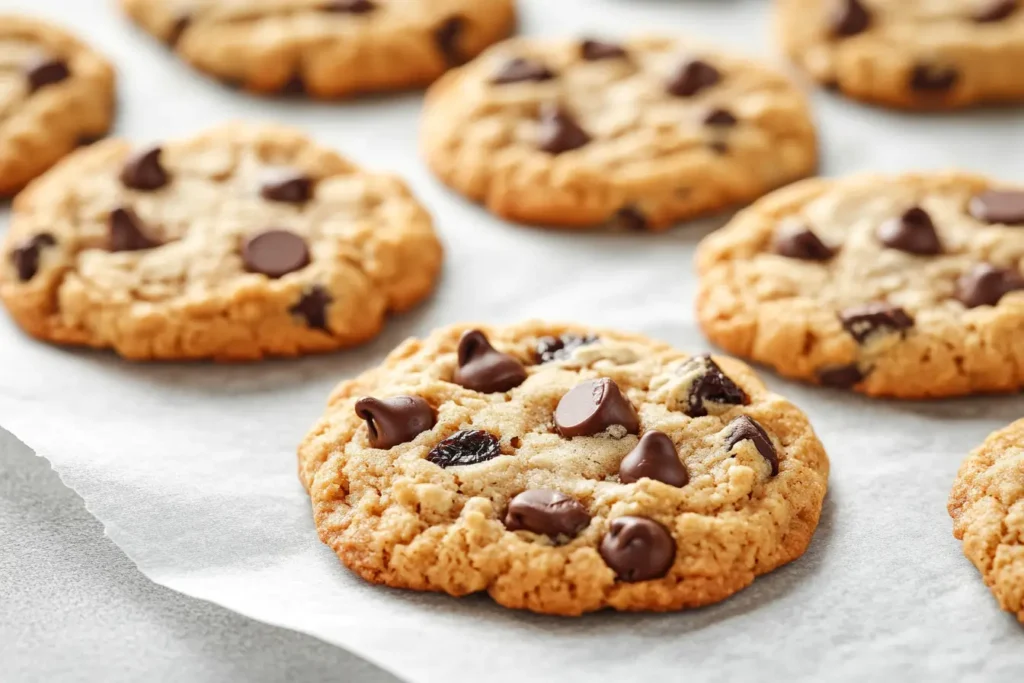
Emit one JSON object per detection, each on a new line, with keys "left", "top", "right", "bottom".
{"left": 696, "top": 172, "right": 1024, "bottom": 398}
{"left": 0, "top": 15, "right": 115, "bottom": 196}
{"left": 949, "top": 418, "right": 1024, "bottom": 623}
{"left": 420, "top": 36, "right": 818, "bottom": 231}
{"left": 298, "top": 322, "right": 829, "bottom": 615}
{"left": 120, "top": 0, "right": 516, "bottom": 98}
{"left": 0, "top": 123, "right": 442, "bottom": 360}
{"left": 777, "top": 0, "right": 1024, "bottom": 108}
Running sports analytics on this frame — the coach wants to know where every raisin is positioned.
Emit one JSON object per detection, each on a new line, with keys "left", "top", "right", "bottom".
{"left": 427, "top": 430, "right": 501, "bottom": 468}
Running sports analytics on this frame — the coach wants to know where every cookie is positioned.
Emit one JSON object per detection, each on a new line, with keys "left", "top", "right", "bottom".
{"left": 0, "top": 123, "right": 442, "bottom": 360}
{"left": 298, "top": 322, "right": 829, "bottom": 615}
{"left": 777, "top": 0, "right": 1024, "bottom": 109}
{"left": 420, "top": 36, "right": 818, "bottom": 231}
{"left": 120, "top": 0, "right": 517, "bottom": 98}
{"left": 0, "top": 15, "right": 115, "bottom": 196}
{"left": 949, "top": 418, "right": 1024, "bottom": 623}
{"left": 696, "top": 172, "right": 1024, "bottom": 399}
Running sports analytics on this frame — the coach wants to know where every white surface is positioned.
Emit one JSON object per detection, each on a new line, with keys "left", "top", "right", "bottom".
{"left": 2, "top": 1, "right": 1024, "bottom": 682}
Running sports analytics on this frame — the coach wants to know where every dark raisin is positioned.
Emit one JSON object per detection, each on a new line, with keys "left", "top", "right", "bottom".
{"left": 535, "top": 334, "right": 597, "bottom": 364}
{"left": 427, "top": 430, "right": 501, "bottom": 468}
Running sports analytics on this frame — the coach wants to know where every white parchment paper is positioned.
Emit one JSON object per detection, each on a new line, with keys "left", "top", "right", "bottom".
{"left": 2, "top": 1, "right": 1023, "bottom": 681}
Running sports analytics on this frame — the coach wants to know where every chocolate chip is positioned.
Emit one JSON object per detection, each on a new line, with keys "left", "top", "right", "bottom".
{"left": 703, "top": 108, "right": 738, "bottom": 127}
{"left": 774, "top": 225, "right": 835, "bottom": 261}
{"left": 10, "top": 234, "right": 56, "bottom": 282}
{"left": 537, "top": 104, "right": 591, "bottom": 154}
{"left": 120, "top": 146, "right": 170, "bottom": 191}
{"left": 168, "top": 15, "right": 191, "bottom": 46}
{"left": 355, "top": 396, "right": 435, "bottom": 449}
{"left": 709, "top": 141, "right": 729, "bottom": 155}
{"left": 599, "top": 517, "right": 675, "bottom": 582}
{"left": 260, "top": 169, "right": 314, "bottom": 203}
{"left": 323, "top": 0, "right": 376, "bottom": 12}
{"left": 910, "top": 64, "right": 958, "bottom": 93}
{"left": 581, "top": 39, "right": 627, "bottom": 61}
{"left": 505, "top": 489, "right": 591, "bottom": 537}
{"left": 427, "top": 430, "right": 501, "bottom": 468}
{"left": 613, "top": 206, "right": 647, "bottom": 231}
{"left": 434, "top": 15, "right": 465, "bottom": 67}
{"left": 955, "top": 264, "right": 1024, "bottom": 308}
{"left": 818, "top": 363, "right": 864, "bottom": 388}
{"left": 241, "top": 230, "right": 310, "bottom": 278}
{"left": 969, "top": 190, "right": 1024, "bottom": 225}
{"left": 452, "top": 330, "right": 528, "bottom": 393}
{"left": 491, "top": 58, "right": 555, "bottom": 85}
{"left": 25, "top": 56, "right": 70, "bottom": 93}
{"left": 619, "top": 431, "right": 688, "bottom": 487}
{"left": 684, "top": 355, "right": 749, "bottom": 418}
{"left": 877, "top": 207, "right": 942, "bottom": 255}
{"left": 839, "top": 303, "right": 914, "bottom": 343}
{"left": 726, "top": 415, "right": 778, "bottom": 475}
{"left": 555, "top": 378, "right": 639, "bottom": 438}
{"left": 109, "top": 207, "right": 160, "bottom": 252}
{"left": 290, "top": 285, "right": 332, "bottom": 330}
{"left": 666, "top": 59, "right": 721, "bottom": 97}
{"left": 974, "top": 0, "right": 1017, "bottom": 22}
{"left": 829, "top": 0, "right": 872, "bottom": 37}
{"left": 280, "top": 74, "right": 306, "bottom": 96}
{"left": 536, "top": 333, "right": 597, "bottom": 363}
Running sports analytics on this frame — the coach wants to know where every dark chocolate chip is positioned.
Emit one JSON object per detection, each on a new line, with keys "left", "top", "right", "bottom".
{"left": 260, "top": 168, "right": 314, "bottom": 203}
{"left": 355, "top": 396, "right": 436, "bottom": 450}
{"left": 818, "top": 363, "right": 864, "bottom": 388}
{"left": 684, "top": 355, "right": 749, "bottom": 418}
{"left": 536, "top": 333, "right": 597, "bottom": 363}
{"left": 491, "top": 58, "right": 555, "bottom": 85}
{"left": 974, "top": 0, "right": 1018, "bottom": 22}
{"left": 25, "top": 56, "right": 70, "bottom": 93}
{"left": 666, "top": 59, "right": 721, "bottom": 97}
{"left": 120, "top": 146, "right": 170, "bottom": 191}
{"left": 910, "top": 64, "right": 959, "bottom": 93}
{"left": 839, "top": 303, "right": 914, "bottom": 343}
{"left": 290, "top": 285, "right": 332, "bottom": 330}
{"left": 452, "top": 329, "right": 528, "bottom": 393}
{"left": 581, "top": 39, "right": 627, "bottom": 61}
{"left": 599, "top": 517, "right": 675, "bottom": 582}
{"left": 955, "top": 264, "right": 1024, "bottom": 308}
{"left": 10, "top": 234, "right": 56, "bottom": 282}
{"left": 323, "top": 0, "right": 376, "bottom": 12}
{"left": 555, "top": 378, "right": 639, "bottom": 438}
{"left": 877, "top": 207, "right": 942, "bottom": 255}
{"left": 969, "top": 190, "right": 1024, "bottom": 225}
{"left": 427, "top": 429, "right": 501, "bottom": 467}
{"left": 703, "top": 108, "right": 738, "bottom": 127}
{"left": 726, "top": 415, "right": 778, "bottom": 476}
{"left": 434, "top": 15, "right": 465, "bottom": 67}
{"left": 774, "top": 225, "right": 835, "bottom": 261}
{"left": 505, "top": 489, "right": 591, "bottom": 537}
{"left": 619, "top": 431, "right": 688, "bottom": 487}
{"left": 613, "top": 206, "right": 647, "bottom": 231}
{"left": 241, "top": 230, "right": 310, "bottom": 278}
{"left": 168, "top": 15, "right": 191, "bottom": 46}
{"left": 537, "top": 104, "right": 591, "bottom": 154}
{"left": 829, "top": 0, "right": 872, "bottom": 37}
{"left": 109, "top": 207, "right": 160, "bottom": 252}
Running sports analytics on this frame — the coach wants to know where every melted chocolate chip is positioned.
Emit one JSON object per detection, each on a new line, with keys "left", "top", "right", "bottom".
{"left": 955, "top": 264, "right": 1024, "bottom": 308}
{"left": 260, "top": 169, "right": 314, "bottom": 203}
{"left": 613, "top": 206, "right": 647, "bottom": 231}
{"left": 241, "top": 230, "right": 310, "bottom": 278}
{"left": 535, "top": 334, "right": 597, "bottom": 363}
{"left": 505, "top": 489, "right": 591, "bottom": 537}
{"left": 704, "top": 108, "right": 738, "bottom": 127}
{"left": 877, "top": 207, "right": 942, "bottom": 255}
{"left": 355, "top": 396, "right": 435, "bottom": 449}
{"left": 290, "top": 285, "right": 332, "bottom": 330}
{"left": 619, "top": 431, "right": 688, "bottom": 487}
{"left": 537, "top": 104, "right": 591, "bottom": 154}
{"left": 280, "top": 74, "right": 307, "bottom": 96}
{"left": 323, "top": 0, "right": 376, "bottom": 12}
{"left": 10, "top": 234, "right": 56, "bottom": 282}
{"left": 120, "top": 146, "right": 170, "bottom": 191}
{"left": 109, "top": 207, "right": 160, "bottom": 252}
{"left": 581, "top": 39, "right": 627, "bottom": 61}
{"left": 774, "top": 225, "right": 835, "bottom": 261}
{"left": 666, "top": 59, "right": 721, "bottom": 97}
{"left": 839, "top": 303, "right": 914, "bottom": 343}
{"left": 684, "top": 355, "right": 749, "bottom": 418}
{"left": 555, "top": 378, "right": 639, "bottom": 438}
{"left": 969, "top": 190, "right": 1024, "bottom": 225}
{"left": 830, "top": 0, "right": 872, "bottom": 37}
{"left": 25, "top": 56, "right": 70, "bottom": 92}
{"left": 910, "top": 64, "right": 959, "bottom": 93}
{"left": 818, "top": 363, "right": 864, "bottom": 388}
{"left": 974, "top": 0, "right": 1018, "bottom": 22}
{"left": 427, "top": 430, "right": 501, "bottom": 467}
{"left": 726, "top": 415, "right": 779, "bottom": 476}
{"left": 600, "top": 517, "right": 675, "bottom": 582}
{"left": 452, "top": 329, "right": 528, "bottom": 393}
{"left": 491, "top": 58, "right": 555, "bottom": 84}
{"left": 434, "top": 15, "right": 465, "bottom": 66}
